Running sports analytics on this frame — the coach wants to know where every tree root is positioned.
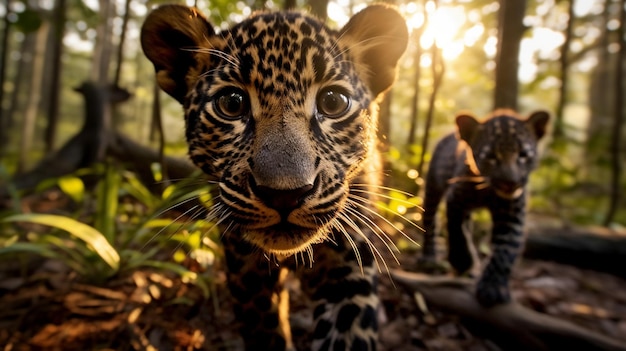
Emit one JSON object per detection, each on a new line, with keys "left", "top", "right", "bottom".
{"left": 391, "top": 270, "right": 626, "bottom": 351}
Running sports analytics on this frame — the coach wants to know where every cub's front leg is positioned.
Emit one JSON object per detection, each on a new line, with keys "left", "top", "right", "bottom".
{"left": 222, "top": 235, "right": 294, "bottom": 351}
{"left": 445, "top": 189, "right": 481, "bottom": 277}
{"left": 476, "top": 196, "right": 527, "bottom": 307}
{"left": 299, "top": 235, "right": 379, "bottom": 351}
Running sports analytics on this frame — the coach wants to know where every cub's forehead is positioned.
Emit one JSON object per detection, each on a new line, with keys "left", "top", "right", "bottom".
{"left": 210, "top": 11, "right": 351, "bottom": 93}
{"left": 225, "top": 11, "right": 337, "bottom": 49}
{"left": 483, "top": 116, "right": 531, "bottom": 138}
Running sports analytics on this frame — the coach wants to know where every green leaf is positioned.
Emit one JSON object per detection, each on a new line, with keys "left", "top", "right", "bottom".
{"left": 3, "top": 214, "right": 120, "bottom": 272}
{"left": 95, "top": 165, "right": 120, "bottom": 242}
{"left": 121, "top": 171, "right": 156, "bottom": 208}
{"left": 0, "top": 241, "right": 60, "bottom": 259}
{"left": 58, "top": 176, "right": 85, "bottom": 203}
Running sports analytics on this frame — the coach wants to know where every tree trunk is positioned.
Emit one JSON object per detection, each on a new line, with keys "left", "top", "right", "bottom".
{"left": 585, "top": 0, "right": 614, "bottom": 181}
{"left": 553, "top": 0, "right": 574, "bottom": 140}
{"left": 308, "top": 0, "right": 329, "bottom": 20}
{"left": 3, "top": 82, "right": 133, "bottom": 195}
{"left": 113, "top": 0, "right": 131, "bottom": 88}
{"left": 417, "top": 43, "right": 444, "bottom": 177}
{"left": 407, "top": 14, "right": 425, "bottom": 148}
{"left": 91, "top": 0, "right": 115, "bottom": 162}
{"left": 150, "top": 81, "right": 169, "bottom": 185}
{"left": 43, "top": 0, "right": 67, "bottom": 152}
{"left": 493, "top": 0, "right": 527, "bottom": 110}
{"left": 0, "top": 0, "right": 12, "bottom": 154}
{"left": 18, "top": 21, "right": 49, "bottom": 173}
{"left": 92, "top": 0, "right": 114, "bottom": 84}
{"left": 604, "top": 0, "right": 625, "bottom": 226}
{"left": 3, "top": 34, "right": 32, "bottom": 155}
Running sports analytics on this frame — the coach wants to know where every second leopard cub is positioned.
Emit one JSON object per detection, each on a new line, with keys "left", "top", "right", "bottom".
{"left": 421, "top": 109, "right": 550, "bottom": 307}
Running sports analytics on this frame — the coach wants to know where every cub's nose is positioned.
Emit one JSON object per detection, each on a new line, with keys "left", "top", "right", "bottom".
{"left": 253, "top": 183, "right": 314, "bottom": 214}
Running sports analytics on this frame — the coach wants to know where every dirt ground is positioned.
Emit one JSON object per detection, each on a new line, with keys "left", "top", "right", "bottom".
{"left": 1, "top": 248, "right": 626, "bottom": 350}
{"left": 1, "top": 191, "right": 625, "bottom": 350}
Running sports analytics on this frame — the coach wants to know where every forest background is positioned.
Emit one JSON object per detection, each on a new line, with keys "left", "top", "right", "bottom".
{"left": 0, "top": 0, "right": 625, "bottom": 350}
{"left": 1, "top": 0, "right": 624, "bottom": 226}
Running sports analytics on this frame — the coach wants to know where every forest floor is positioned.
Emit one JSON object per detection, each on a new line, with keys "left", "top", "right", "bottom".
{"left": 1, "top": 191, "right": 626, "bottom": 351}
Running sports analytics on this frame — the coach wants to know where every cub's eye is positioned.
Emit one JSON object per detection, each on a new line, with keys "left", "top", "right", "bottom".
{"left": 317, "top": 87, "right": 351, "bottom": 118}
{"left": 213, "top": 88, "right": 249, "bottom": 120}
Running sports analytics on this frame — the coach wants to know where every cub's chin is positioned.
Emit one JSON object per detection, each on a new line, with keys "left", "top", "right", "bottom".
{"left": 243, "top": 223, "right": 330, "bottom": 257}
{"left": 494, "top": 187, "right": 524, "bottom": 200}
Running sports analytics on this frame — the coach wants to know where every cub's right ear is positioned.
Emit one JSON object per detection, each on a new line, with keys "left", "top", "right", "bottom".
{"left": 141, "top": 5, "right": 217, "bottom": 103}
{"left": 455, "top": 113, "right": 481, "bottom": 144}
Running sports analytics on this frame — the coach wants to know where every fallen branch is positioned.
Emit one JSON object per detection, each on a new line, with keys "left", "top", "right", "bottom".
{"left": 107, "top": 131, "right": 200, "bottom": 193}
{"left": 0, "top": 81, "right": 201, "bottom": 199}
{"left": 524, "top": 227, "right": 626, "bottom": 279}
{"left": 391, "top": 270, "right": 626, "bottom": 351}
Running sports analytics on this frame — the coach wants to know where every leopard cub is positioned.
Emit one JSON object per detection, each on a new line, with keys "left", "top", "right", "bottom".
{"left": 420, "top": 109, "right": 550, "bottom": 306}
{"left": 141, "top": 4, "right": 408, "bottom": 351}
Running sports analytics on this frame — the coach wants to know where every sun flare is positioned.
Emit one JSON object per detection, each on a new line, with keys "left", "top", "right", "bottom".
{"left": 401, "top": 2, "right": 478, "bottom": 61}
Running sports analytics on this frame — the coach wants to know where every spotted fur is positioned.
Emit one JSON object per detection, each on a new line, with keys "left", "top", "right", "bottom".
{"left": 141, "top": 4, "right": 408, "bottom": 350}
{"left": 421, "top": 109, "right": 550, "bottom": 306}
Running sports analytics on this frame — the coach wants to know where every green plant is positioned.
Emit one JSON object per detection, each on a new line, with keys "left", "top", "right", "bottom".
{"left": 0, "top": 163, "right": 218, "bottom": 294}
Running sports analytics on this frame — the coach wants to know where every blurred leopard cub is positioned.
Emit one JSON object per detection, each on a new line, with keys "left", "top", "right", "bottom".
{"left": 420, "top": 109, "right": 550, "bottom": 306}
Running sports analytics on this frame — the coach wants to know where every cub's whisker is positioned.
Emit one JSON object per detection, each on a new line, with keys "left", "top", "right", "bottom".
{"left": 350, "top": 188, "right": 424, "bottom": 211}
{"left": 348, "top": 195, "right": 422, "bottom": 247}
{"left": 143, "top": 203, "right": 200, "bottom": 250}
{"left": 330, "top": 219, "right": 364, "bottom": 274}
{"left": 351, "top": 183, "right": 417, "bottom": 198}
{"left": 336, "top": 213, "right": 387, "bottom": 275}
{"left": 344, "top": 206, "right": 400, "bottom": 265}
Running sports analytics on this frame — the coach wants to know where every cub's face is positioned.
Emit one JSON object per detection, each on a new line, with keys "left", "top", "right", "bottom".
{"left": 456, "top": 110, "right": 550, "bottom": 200}
{"left": 141, "top": 5, "right": 408, "bottom": 254}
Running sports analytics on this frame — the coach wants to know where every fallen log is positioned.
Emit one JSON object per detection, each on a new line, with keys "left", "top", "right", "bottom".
{"left": 524, "top": 227, "right": 626, "bottom": 279}
{"left": 0, "top": 81, "right": 200, "bottom": 199}
{"left": 391, "top": 270, "right": 626, "bottom": 351}
{"left": 107, "top": 131, "right": 200, "bottom": 193}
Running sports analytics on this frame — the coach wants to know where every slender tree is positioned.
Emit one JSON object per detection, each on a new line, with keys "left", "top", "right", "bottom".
{"left": 309, "top": 0, "right": 330, "bottom": 20}
{"left": 92, "top": 0, "right": 114, "bottom": 84}
{"left": 586, "top": 0, "right": 614, "bottom": 163}
{"left": 4, "top": 35, "right": 32, "bottom": 152}
{"left": 89, "top": 0, "right": 116, "bottom": 163}
{"left": 407, "top": 3, "right": 426, "bottom": 147}
{"left": 493, "top": 0, "right": 527, "bottom": 110}
{"left": 554, "top": 0, "right": 575, "bottom": 140}
{"left": 113, "top": 0, "right": 131, "bottom": 88}
{"left": 417, "top": 41, "right": 444, "bottom": 177}
{"left": 0, "top": 1, "right": 12, "bottom": 156}
{"left": 43, "top": 0, "right": 67, "bottom": 152}
{"left": 18, "top": 20, "right": 49, "bottom": 172}
{"left": 604, "top": 0, "right": 625, "bottom": 225}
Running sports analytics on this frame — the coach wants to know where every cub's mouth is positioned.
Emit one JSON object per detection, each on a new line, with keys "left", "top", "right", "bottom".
{"left": 492, "top": 180, "right": 524, "bottom": 200}
{"left": 241, "top": 175, "right": 336, "bottom": 255}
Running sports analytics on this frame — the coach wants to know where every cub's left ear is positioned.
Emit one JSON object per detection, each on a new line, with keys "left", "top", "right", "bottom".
{"left": 339, "top": 4, "right": 409, "bottom": 96}
{"left": 525, "top": 110, "right": 550, "bottom": 139}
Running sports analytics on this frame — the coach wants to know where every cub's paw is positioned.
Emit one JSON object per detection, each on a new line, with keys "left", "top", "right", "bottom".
{"left": 447, "top": 248, "right": 475, "bottom": 276}
{"left": 475, "top": 280, "right": 511, "bottom": 307}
